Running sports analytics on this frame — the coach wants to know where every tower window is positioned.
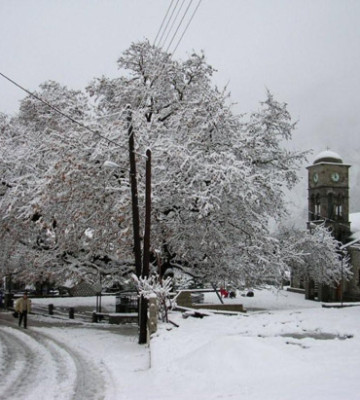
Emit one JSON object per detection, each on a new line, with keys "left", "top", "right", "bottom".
{"left": 315, "top": 194, "right": 321, "bottom": 219}
{"left": 335, "top": 194, "right": 343, "bottom": 219}
{"left": 328, "top": 193, "right": 334, "bottom": 219}
{"left": 310, "top": 194, "right": 315, "bottom": 221}
{"left": 335, "top": 204, "right": 343, "bottom": 217}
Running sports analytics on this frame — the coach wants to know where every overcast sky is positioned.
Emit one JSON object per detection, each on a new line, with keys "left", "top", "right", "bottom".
{"left": 1, "top": 0, "right": 360, "bottom": 224}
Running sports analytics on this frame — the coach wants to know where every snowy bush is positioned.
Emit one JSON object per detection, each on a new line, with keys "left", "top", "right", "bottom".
{"left": 132, "top": 273, "right": 173, "bottom": 322}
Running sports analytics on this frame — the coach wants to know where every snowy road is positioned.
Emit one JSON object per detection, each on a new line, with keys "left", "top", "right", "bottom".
{"left": 0, "top": 311, "right": 145, "bottom": 400}
{"left": 0, "top": 321, "right": 106, "bottom": 400}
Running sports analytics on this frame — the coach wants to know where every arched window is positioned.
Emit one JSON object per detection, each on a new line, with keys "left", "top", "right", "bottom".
{"left": 315, "top": 194, "right": 321, "bottom": 219}
{"left": 328, "top": 193, "right": 334, "bottom": 219}
{"left": 335, "top": 194, "right": 343, "bottom": 219}
{"left": 310, "top": 194, "right": 315, "bottom": 221}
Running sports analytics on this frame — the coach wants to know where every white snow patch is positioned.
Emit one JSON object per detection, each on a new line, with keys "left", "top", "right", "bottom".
{"left": 2, "top": 289, "right": 360, "bottom": 399}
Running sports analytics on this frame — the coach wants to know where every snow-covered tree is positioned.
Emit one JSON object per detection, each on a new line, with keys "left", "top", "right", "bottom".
{"left": 132, "top": 273, "right": 172, "bottom": 322}
{"left": 278, "top": 223, "right": 352, "bottom": 286}
{"left": 1, "top": 40, "right": 308, "bottom": 288}
{"left": 88, "top": 40, "right": 307, "bottom": 286}
{"left": 0, "top": 83, "right": 133, "bottom": 286}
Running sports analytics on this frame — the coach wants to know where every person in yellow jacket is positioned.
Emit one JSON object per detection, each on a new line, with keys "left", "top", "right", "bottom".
{"left": 15, "top": 292, "right": 32, "bottom": 329}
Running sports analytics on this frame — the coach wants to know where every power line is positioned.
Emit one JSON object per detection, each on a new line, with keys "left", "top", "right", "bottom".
{"left": 135, "top": 1, "right": 187, "bottom": 114}
{"left": 132, "top": 2, "right": 182, "bottom": 115}
{"left": 161, "top": 0, "right": 186, "bottom": 50}
{"left": 172, "top": 0, "right": 202, "bottom": 55}
{"left": 0, "top": 71, "right": 121, "bottom": 148}
{"left": 0, "top": 0, "right": 201, "bottom": 148}
{"left": 157, "top": 0, "right": 180, "bottom": 49}
{"left": 134, "top": 0, "right": 201, "bottom": 117}
{"left": 136, "top": 0, "right": 202, "bottom": 114}
{"left": 166, "top": 0, "right": 194, "bottom": 53}
{"left": 153, "top": 0, "right": 175, "bottom": 47}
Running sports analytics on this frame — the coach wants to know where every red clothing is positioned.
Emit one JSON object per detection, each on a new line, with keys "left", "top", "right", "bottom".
{"left": 220, "top": 288, "right": 229, "bottom": 298}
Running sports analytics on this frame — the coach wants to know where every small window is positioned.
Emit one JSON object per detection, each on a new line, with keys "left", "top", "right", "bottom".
{"left": 335, "top": 204, "right": 343, "bottom": 217}
{"left": 328, "top": 193, "right": 334, "bottom": 219}
{"left": 315, "top": 194, "right": 321, "bottom": 219}
{"left": 335, "top": 195, "right": 343, "bottom": 219}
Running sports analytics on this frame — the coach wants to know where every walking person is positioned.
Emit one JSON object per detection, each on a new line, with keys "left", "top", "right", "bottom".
{"left": 15, "top": 292, "right": 32, "bottom": 329}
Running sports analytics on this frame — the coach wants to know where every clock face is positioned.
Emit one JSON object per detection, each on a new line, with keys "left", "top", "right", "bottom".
{"left": 331, "top": 172, "right": 340, "bottom": 182}
{"left": 313, "top": 173, "right": 319, "bottom": 183}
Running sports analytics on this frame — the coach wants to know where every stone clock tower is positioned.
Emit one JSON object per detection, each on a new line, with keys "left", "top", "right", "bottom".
{"left": 307, "top": 150, "right": 351, "bottom": 243}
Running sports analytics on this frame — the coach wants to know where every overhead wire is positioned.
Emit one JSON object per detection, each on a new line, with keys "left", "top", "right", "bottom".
{"left": 0, "top": 71, "right": 121, "bottom": 148}
{"left": 172, "top": 0, "right": 202, "bottom": 55}
{"left": 0, "top": 0, "right": 202, "bottom": 145}
{"left": 134, "top": 0, "right": 202, "bottom": 115}
{"left": 161, "top": 0, "right": 186, "bottom": 50}
{"left": 153, "top": 0, "right": 175, "bottom": 47}
{"left": 133, "top": 0, "right": 187, "bottom": 116}
{"left": 157, "top": 0, "right": 180, "bottom": 49}
{"left": 154, "top": 0, "right": 201, "bottom": 52}
{"left": 165, "top": 0, "right": 194, "bottom": 53}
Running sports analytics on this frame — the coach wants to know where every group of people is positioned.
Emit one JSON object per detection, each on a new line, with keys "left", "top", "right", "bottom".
{"left": 14, "top": 292, "right": 32, "bottom": 329}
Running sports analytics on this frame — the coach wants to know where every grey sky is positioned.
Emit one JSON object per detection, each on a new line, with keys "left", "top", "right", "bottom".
{"left": 1, "top": 0, "right": 360, "bottom": 224}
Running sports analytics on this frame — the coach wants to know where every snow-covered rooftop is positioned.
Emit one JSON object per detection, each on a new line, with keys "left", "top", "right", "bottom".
{"left": 313, "top": 150, "right": 343, "bottom": 164}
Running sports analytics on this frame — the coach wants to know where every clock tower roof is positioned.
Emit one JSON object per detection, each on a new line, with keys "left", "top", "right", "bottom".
{"left": 313, "top": 150, "right": 343, "bottom": 164}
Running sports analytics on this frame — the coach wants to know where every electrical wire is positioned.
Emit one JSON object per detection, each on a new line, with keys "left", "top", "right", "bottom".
{"left": 132, "top": 2, "right": 182, "bottom": 115}
{"left": 135, "top": 0, "right": 202, "bottom": 115}
{"left": 157, "top": 0, "right": 180, "bottom": 49}
{"left": 161, "top": 0, "right": 186, "bottom": 50}
{"left": 165, "top": 0, "right": 194, "bottom": 53}
{"left": 153, "top": 0, "right": 175, "bottom": 47}
{"left": 134, "top": 0, "right": 201, "bottom": 116}
{"left": 0, "top": 71, "right": 121, "bottom": 148}
{"left": 172, "top": 0, "right": 202, "bottom": 55}
{"left": 1, "top": 0, "right": 201, "bottom": 146}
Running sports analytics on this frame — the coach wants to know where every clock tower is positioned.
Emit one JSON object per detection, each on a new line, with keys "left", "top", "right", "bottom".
{"left": 307, "top": 150, "right": 351, "bottom": 243}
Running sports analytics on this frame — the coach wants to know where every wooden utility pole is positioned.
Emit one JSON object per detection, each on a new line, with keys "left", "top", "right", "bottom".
{"left": 126, "top": 105, "right": 153, "bottom": 344}
{"left": 127, "top": 106, "right": 142, "bottom": 278}
{"left": 142, "top": 149, "right": 152, "bottom": 279}
{"left": 139, "top": 149, "right": 152, "bottom": 344}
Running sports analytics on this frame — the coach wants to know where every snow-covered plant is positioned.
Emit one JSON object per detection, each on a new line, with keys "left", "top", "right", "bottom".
{"left": 278, "top": 223, "right": 352, "bottom": 286}
{"left": 132, "top": 273, "right": 173, "bottom": 322}
{"left": 0, "top": 40, "right": 308, "bottom": 289}
{"left": 0, "top": 81, "right": 133, "bottom": 285}
{"left": 88, "top": 40, "right": 308, "bottom": 285}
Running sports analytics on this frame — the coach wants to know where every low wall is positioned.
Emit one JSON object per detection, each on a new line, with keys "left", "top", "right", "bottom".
{"left": 193, "top": 304, "right": 245, "bottom": 313}
{"left": 175, "top": 290, "right": 245, "bottom": 313}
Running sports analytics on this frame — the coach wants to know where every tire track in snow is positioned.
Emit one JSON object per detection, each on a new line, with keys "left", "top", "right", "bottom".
{"left": 0, "top": 326, "right": 106, "bottom": 400}
{"left": 0, "top": 328, "right": 42, "bottom": 400}
{"left": 31, "top": 328, "right": 106, "bottom": 400}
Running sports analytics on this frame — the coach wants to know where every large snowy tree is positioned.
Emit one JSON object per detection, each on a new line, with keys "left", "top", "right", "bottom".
{"left": 0, "top": 40, "right": 308, "bottom": 287}
{"left": 87, "top": 40, "right": 307, "bottom": 286}
{"left": 0, "top": 83, "right": 133, "bottom": 286}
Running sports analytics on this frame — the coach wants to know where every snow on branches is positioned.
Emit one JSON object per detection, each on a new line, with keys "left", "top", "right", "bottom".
{"left": 278, "top": 223, "right": 352, "bottom": 286}
{"left": 132, "top": 273, "right": 173, "bottom": 322}
{"left": 0, "top": 39, "right": 309, "bottom": 289}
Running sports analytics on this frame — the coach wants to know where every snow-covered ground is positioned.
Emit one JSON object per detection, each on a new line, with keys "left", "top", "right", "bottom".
{"left": 1, "top": 288, "right": 359, "bottom": 400}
